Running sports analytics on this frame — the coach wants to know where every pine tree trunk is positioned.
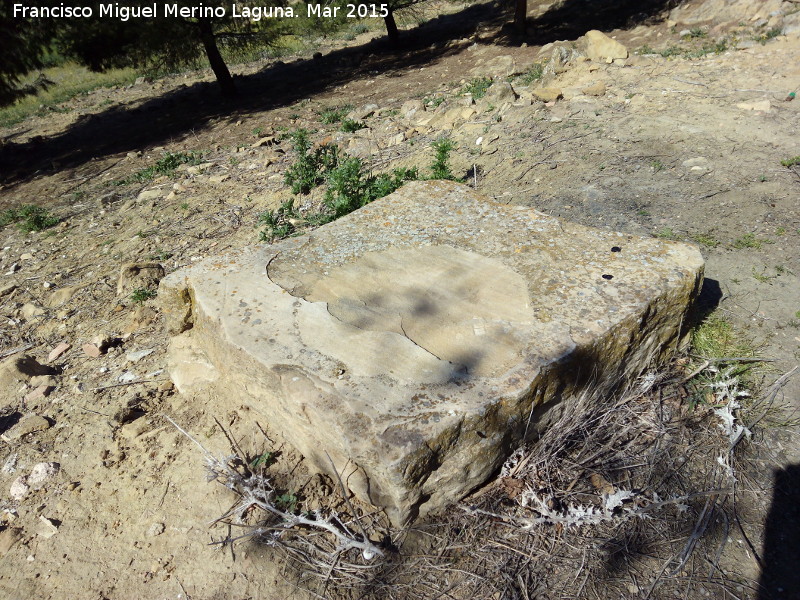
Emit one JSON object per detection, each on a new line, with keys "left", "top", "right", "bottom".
{"left": 514, "top": 0, "right": 527, "bottom": 35}
{"left": 197, "top": 19, "right": 237, "bottom": 98}
{"left": 384, "top": 11, "right": 399, "bottom": 44}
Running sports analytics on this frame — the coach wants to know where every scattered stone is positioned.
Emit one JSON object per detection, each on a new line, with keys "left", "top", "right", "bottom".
{"left": 82, "top": 343, "right": 103, "bottom": 358}
{"left": 681, "top": 157, "right": 711, "bottom": 174}
{"left": 736, "top": 99, "right": 771, "bottom": 112}
{"left": 0, "top": 527, "right": 22, "bottom": 556}
{"left": 208, "top": 174, "right": 230, "bottom": 184}
{"left": 483, "top": 81, "right": 517, "bottom": 105}
{"left": 0, "top": 283, "right": 17, "bottom": 297}
{"left": 24, "top": 384, "right": 52, "bottom": 403}
{"left": 532, "top": 87, "right": 563, "bottom": 102}
{"left": 147, "top": 522, "right": 166, "bottom": 537}
{"left": 400, "top": 99, "right": 424, "bottom": 120}
{"left": 118, "top": 371, "right": 138, "bottom": 384}
{"left": 126, "top": 349, "right": 154, "bottom": 363}
{"left": 251, "top": 136, "right": 276, "bottom": 148}
{"left": 582, "top": 82, "right": 607, "bottom": 96}
{"left": 158, "top": 380, "right": 175, "bottom": 393}
{"left": 2, "top": 454, "right": 17, "bottom": 474}
{"left": 46, "top": 285, "right": 81, "bottom": 308}
{"left": 36, "top": 515, "right": 59, "bottom": 539}
{"left": 97, "top": 191, "right": 121, "bottom": 207}
{"left": 469, "top": 54, "right": 519, "bottom": 79}
{"left": 543, "top": 46, "right": 572, "bottom": 77}
{"left": 1, "top": 414, "right": 51, "bottom": 441}
{"left": 136, "top": 189, "right": 162, "bottom": 202}
{"left": 117, "top": 262, "right": 165, "bottom": 297}
{"left": 346, "top": 104, "right": 378, "bottom": 121}
{"left": 9, "top": 476, "right": 30, "bottom": 501}
{"left": 47, "top": 342, "right": 71, "bottom": 363}
{"left": 582, "top": 30, "right": 629, "bottom": 62}
{"left": 19, "top": 253, "right": 34, "bottom": 261}
{"left": 28, "top": 462, "right": 60, "bottom": 489}
{"left": 6, "top": 263, "right": 20, "bottom": 274}
{"left": 0, "top": 356, "right": 55, "bottom": 394}
{"left": 20, "top": 303, "right": 46, "bottom": 319}
{"left": 161, "top": 180, "right": 704, "bottom": 525}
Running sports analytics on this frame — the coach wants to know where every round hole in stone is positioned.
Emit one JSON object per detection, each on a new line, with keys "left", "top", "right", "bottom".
{"left": 602, "top": 274, "right": 614, "bottom": 280}
{"left": 611, "top": 246, "right": 621, "bottom": 252}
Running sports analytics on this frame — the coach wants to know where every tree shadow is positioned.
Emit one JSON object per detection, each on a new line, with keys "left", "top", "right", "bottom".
{"left": 0, "top": 0, "right": 678, "bottom": 189}
{"left": 758, "top": 464, "right": 800, "bottom": 600}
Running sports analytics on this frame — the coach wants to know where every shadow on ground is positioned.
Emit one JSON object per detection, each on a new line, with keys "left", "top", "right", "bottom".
{"left": 0, "top": 0, "right": 677, "bottom": 188}
{"left": 759, "top": 464, "right": 800, "bottom": 600}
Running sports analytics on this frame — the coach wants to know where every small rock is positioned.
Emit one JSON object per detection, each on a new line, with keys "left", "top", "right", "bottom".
{"left": 24, "top": 384, "right": 52, "bottom": 403}
{"left": 28, "top": 462, "right": 60, "bottom": 489}
{"left": 681, "top": 157, "right": 709, "bottom": 168}
{"left": 158, "top": 380, "right": 175, "bottom": 393}
{"left": 251, "top": 136, "right": 276, "bottom": 148}
{"left": 0, "top": 283, "right": 17, "bottom": 297}
{"left": 736, "top": 99, "right": 771, "bottom": 112}
{"left": 97, "top": 191, "right": 120, "bottom": 207}
{"left": 9, "top": 476, "right": 30, "bottom": 501}
{"left": 582, "top": 82, "right": 607, "bottom": 96}
{"left": 19, "top": 253, "right": 34, "bottom": 261}
{"left": 532, "top": 87, "right": 563, "bottom": 102}
{"left": 46, "top": 285, "right": 81, "bottom": 308}
{"left": 1, "top": 414, "right": 51, "bottom": 441}
{"left": 137, "top": 189, "right": 162, "bottom": 202}
{"left": 82, "top": 343, "right": 103, "bottom": 358}
{"left": 0, "top": 355, "right": 55, "bottom": 393}
{"left": 0, "top": 527, "right": 22, "bottom": 556}
{"left": 346, "top": 104, "right": 378, "bottom": 121}
{"left": 47, "top": 342, "right": 71, "bottom": 363}
{"left": 36, "top": 515, "right": 58, "bottom": 539}
{"left": 118, "top": 371, "right": 138, "bottom": 384}
{"left": 582, "top": 30, "right": 629, "bottom": 62}
{"left": 117, "top": 262, "right": 165, "bottom": 297}
{"left": 126, "top": 348, "right": 155, "bottom": 363}
{"left": 400, "top": 99, "right": 425, "bottom": 119}
{"left": 147, "top": 522, "right": 166, "bottom": 537}
{"left": 208, "top": 174, "right": 230, "bottom": 184}
{"left": 2, "top": 454, "right": 17, "bottom": 474}
{"left": 20, "top": 303, "right": 46, "bottom": 320}
{"left": 484, "top": 81, "right": 518, "bottom": 104}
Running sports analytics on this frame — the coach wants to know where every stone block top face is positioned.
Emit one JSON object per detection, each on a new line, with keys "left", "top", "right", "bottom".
{"left": 161, "top": 180, "right": 704, "bottom": 525}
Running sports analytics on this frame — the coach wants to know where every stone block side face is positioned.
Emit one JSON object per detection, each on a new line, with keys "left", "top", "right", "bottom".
{"left": 159, "top": 182, "right": 704, "bottom": 526}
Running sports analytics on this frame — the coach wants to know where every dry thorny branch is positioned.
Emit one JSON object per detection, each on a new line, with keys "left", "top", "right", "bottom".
{"left": 167, "top": 360, "right": 795, "bottom": 599}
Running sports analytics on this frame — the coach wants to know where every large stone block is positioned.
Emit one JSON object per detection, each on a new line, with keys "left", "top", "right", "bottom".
{"left": 160, "top": 181, "right": 703, "bottom": 525}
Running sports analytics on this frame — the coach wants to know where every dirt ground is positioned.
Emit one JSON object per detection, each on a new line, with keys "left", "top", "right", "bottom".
{"left": 0, "top": 0, "right": 799, "bottom": 598}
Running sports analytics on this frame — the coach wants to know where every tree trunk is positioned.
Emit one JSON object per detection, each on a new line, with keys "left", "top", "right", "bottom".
{"left": 514, "top": 0, "right": 527, "bottom": 35}
{"left": 197, "top": 19, "right": 237, "bottom": 98}
{"left": 384, "top": 11, "right": 399, "bottom": 44}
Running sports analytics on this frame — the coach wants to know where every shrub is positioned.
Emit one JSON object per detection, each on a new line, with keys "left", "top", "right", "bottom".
{"left": 118, "top": 151, "right": 203, "bottom": 184}
{"left": 340, "top": 118, "right": 365, "bottom": 133}
{"left": 284, "top": 129, "right": 340, "bottom": 194}
{"left": 429, "top": 138, "right": 458, "bottom": 180}
{"left": 0, "top": 204, "right": 60, "bottom": 233}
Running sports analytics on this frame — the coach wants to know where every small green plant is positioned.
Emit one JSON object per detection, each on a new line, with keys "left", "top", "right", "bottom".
{"left": 0, "top": 204, "right": 60, "bottom": 233}
{"left": 518, "top": 63, "right": 544, "bottom": 85}
{"left": 118, "top": 151, "right": 203, "bottom": 185}
{"left": 650, "top": 160, "right": 664, "bottom": 172}
{"left": 340, "top": 118, "right": 365, "bottom": 133}
{"left": 752, "top": 267, "right": 777, "bottom": 283}
{"left": 429, "top": 138, "right": 458, "bottom": 180}
{"left": 759, "top": 174, "right": 768, "bottom": 182}
{"left": 755, "top": 27, "right": 782, "bottom": 44}
{"left": 423, "top": 95, "right": 445, "bottom": 109}
{"left": 686, "top": 27, "right": 707, "bottom": 38}
{"left": 180, "top": 202, "right": 190, "bottom": 211}
{"left": 150, "top": 250, "right": 174, "bottom": 261}
{"left": 130, "top": 288, "right": 157, "bottom": 304}
{"left": 692, "top": 233, "right": 719, "bottom": 248}
{"left": 253, "top": 126, "right": 264, "bottom": 137}
{"left": 775, "top": 226, "right": 786, "bottom": 236}
{"left": 249, "top": 451, "right": 277, "bottom": 470}
{"left": 781, "top": 156, "right": 800, "bottom": 167}
{"left": 284, "top": 129, "right": 340, "bottom": 194}
{"left": 275, "top": 492, "right": 299, "bottom": 513}
{"left": 319, "top": 104, "right": 353, "bottom": 124}
{"left": 655, "top": 227, "right": 678, "bottom": 240}
{"left": 323, "top": 158, "right": 419, "bottom": 221}
{"left": 732, "top": 233, "right": 763, "bottom": 249}
{"left": 690, "top": 313, "right": 759, "bottom": 386}
{"left": 258, "top": 199, "right": 302, "bottom": 242}
{"left": 463, "top": 77, "right": 493, "bottom": 100}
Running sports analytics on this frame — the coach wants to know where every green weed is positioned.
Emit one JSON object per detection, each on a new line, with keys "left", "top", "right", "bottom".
{"left": 340, "top": 118, "right": 365, "bottom": 133}
{"left": 430, "top": 138, "right": 458, "bottom": 180}
{"left": 319, "top": 104, "right": 353, "bottom": 124}
{"left": 732, "top": 233, "right": 765, "bottom": 249}
{"left": 118, "top": 151, "right": 203, "bottom": 185}
{"left": 517, "top": 63, "right": 544, "bottom": 85}
{"left": 130, "top": 288, "right": 157, "bottom": 304}
{"left": 284, "top": 129, "right": 340, "bottom": 194}
{"left": 463, "top": 77, "right": 493, "bottom": 100}
{"left": 0, "top": 205, "right": 60, "bottom": 233}
{"left": 781, "top": 156, "right": 800, "bottom": 167}
{"left": 692, "top": 233, "right": 719, "bottom": 248}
